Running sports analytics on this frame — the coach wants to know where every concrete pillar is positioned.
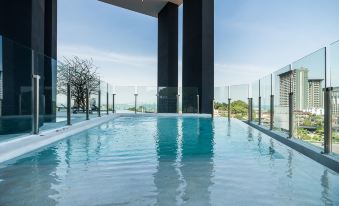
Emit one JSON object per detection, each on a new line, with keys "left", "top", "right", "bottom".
{"left": 182, "top": 0, "right": 214, "bottom": 114}
{"left": 157, "top": 2, "right": 178, "bottom": 113}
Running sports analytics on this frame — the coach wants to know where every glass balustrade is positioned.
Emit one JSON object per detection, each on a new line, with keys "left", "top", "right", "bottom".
{"left": 230, "top": 84, "right": 249, "bottom": 120}
{"left": 214, "top": 86, "right": 229, "bottom": 117}
{"left": 330, "top": 40, "right": 339, "bottom": 155}
{"left": 260, "top": 74, "right": 272, "bottom": 128}
{"left": 251, "top": 80, "right": 260, "bottom": 123}
{"left": 292, "top": 48, "right": 326, "bottom": 151}
{"left": 0, "top": 36, "right": 34, "bottom": 141}
{"left": 272, "top": 65, "right": 291, "bottom": 134}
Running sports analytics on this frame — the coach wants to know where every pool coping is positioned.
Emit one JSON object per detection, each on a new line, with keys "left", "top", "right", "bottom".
{"left": 245, "top": 121, "right": 339, "bottom": 173}
{"left": 0, "top": 114, "right": 118, "bottom": 164}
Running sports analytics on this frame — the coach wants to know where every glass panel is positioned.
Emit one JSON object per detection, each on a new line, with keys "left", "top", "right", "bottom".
{"left": 182, "top": 87, "right": 198, "bottom": 113}
{"left": 251, "top": 80, "right": 260, "bottom": 123}
{"left": 273, "top": 65, "right": 291, "bottom": 133}
{"left": 230, "top": 84, "right": 249, "bottom": 120}
{"left": 0, "top": 36, "right": 33, "bottom": 141}
{"left": 138, "top": 86, "right": 157, "bottom": 113}
{"left": 260, "top": 75, "right": 272, "bottom": 128}
{"left": 330, "top": 41, "right": 339, "bottom": 155}
{"left": 158, "top": 87, "right": 178, "bottom": 113}
{"left": 115, "top": 86, "right": 135, "bottom": 113}
{"left": 100, "top": 80, "right": 107, "bottom": 115}
{"left": 214, "top": 86, "right": 229, "bottom": 117}
{"left": 292, "top": 48, "right": 325, "bottom": 151}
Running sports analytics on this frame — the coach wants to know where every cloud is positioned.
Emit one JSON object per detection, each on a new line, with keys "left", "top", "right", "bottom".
{"left": 58, "top": 44, "right": 157, "bottom": 85}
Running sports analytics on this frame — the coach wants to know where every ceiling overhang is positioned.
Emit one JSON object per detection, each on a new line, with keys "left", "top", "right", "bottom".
{"left": 99, "top": 0, "right": 183, "bottom": 18}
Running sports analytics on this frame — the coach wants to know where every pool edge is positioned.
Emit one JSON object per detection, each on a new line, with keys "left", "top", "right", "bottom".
{"left": 245, "top": 121, "right": 339, "bottom": 173}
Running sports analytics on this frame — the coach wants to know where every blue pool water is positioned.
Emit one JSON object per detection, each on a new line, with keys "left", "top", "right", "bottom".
{"left": 0, "top": 116, "right": 338, "bottom": 205}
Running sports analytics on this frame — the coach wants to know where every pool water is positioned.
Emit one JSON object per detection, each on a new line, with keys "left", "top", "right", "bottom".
{"left": 0, "top": 116, "right": 338, "bottom": 205}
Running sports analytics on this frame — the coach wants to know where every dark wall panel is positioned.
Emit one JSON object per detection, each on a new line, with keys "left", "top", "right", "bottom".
{"left": 158, "top": 2, "right": 178, "bottom": 113}
{"left": 183, "top": 0, "right": 214, "bottom": 114}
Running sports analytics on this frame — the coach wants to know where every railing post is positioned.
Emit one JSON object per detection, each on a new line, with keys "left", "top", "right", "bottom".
{"left": 67, "top": 83, "right": 71, "bottom": 125}
{"left": 258, "top": 96, "right": 262, "bottom": 125}
{"left": 197, "top": 95, "right": 200, "bottom": 114}
{"left": 324, "top": 87, "right": 333, "bottom": 154}
{"left": 228, "top": 98, "right": 231, "bottom": 121}
{"left": 106, "top": 84, "right": 109, "bottom": 115}
{"left": 112, "top": 94, "right": 115, "bottom": 114}
{"left": 32, "top": 74, "right": 40, "bottom": 134}
{"left": 270, "top": 94, "right": 274, "bottom": 130}
{"left": 134, "top": 94, "right": 138, "bottom": 114}
{"left": 86, "top": 88, "right": 89, "bottom": 120}
{"left": 98, "top": 89, "right": 101, "bottom": 117}
{"left": 288, "top": 92, "right": 293, "bottom": 138}
{"left": 248, "top": 98, "right": 252, "bottom": 122}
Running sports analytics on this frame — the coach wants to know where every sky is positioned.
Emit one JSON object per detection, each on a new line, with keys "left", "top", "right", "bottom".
{"left": 58, "top": 0, "right": 339, "bottom": 87}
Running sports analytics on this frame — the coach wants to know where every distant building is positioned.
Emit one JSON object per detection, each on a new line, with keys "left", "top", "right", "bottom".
{"left": 308, "top": 79, "right": 323, "bottom": 109}
{"left": 279, "top": 68, "right": 309, "bottom": 111}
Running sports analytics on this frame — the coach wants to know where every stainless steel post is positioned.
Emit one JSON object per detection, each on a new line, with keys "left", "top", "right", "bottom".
{"left": 258, "top": 96, "right": 262, "bottom": 125}
{"left": 251, "top": 98, "right": 253, "bottom": 121}
{"left": 134, "top": 94, "right": 138, "bottom": 114}
{"left": 112, "top": 94, "right": 115, "bottom": 114}
{"left": 32, "top": 74, "right": 40, "bottom": 134}
{"left": 228, "top": 98, "right": 231, "bottom": 121}
{"left": 270, "top": 95, "right": 274, "bottom": 130}
{"left": 106, "top": 86, "right": 109, "bottom": 115}
{"left": 98, "top": 90, "right": 101, "bottom": 117}
{"left": 197, "top": 95, "right": 200, "bottom": 114}
{"left": 86, "top": 88, "right": 89, "bottom": 120}
{"left": 67, "top": 83, "right": 71, "bottom": 125}
{"left": 248, "top": 98, "right": 251, "bottom": 122}
{"left": 324, "top": 87, "right": 333, "bottom": 154}
{"left": 288, "top": 92, "right": 293, "bottom": 138}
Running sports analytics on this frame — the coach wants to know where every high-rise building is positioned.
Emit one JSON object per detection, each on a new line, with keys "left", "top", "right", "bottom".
{"left": 278, "top": 68, "right": 309, "bottom": 111}
{"left": 308, "top": 79, "right": 323, "bottom": 109}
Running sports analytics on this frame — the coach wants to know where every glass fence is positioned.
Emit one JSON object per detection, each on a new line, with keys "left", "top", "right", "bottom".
{"left": 216, "top": 41, "right": 338, "bottom": 155}
{"left": 214, "top": 86, "right": 229, "bottom": 117}
{"left": 292, "top": 48, "right": 325, "bottom": 151}
{"left": 230, "top": 84, "right": 249, "bottom": 120}
{"left": 260, "top": 74, "right": 272, "bottom": 128}
{"left": 252, "top": 80, "right": 260, "bottom": 123}
{"left": 214, "top": 85, "right": 249, "bottom": 119}
{"left": 330, "top": 40, "right": 339, "bottom": 156}
{"left": 273, "top": 65, "right": 291, "bottom": 133}
{"left": 0, "top": 36, "right": 34, "bottom": 140}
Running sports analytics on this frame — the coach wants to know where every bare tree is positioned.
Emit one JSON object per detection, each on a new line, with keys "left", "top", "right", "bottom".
{"left": 57, "top": 56, "right": 100, "bottom": 112}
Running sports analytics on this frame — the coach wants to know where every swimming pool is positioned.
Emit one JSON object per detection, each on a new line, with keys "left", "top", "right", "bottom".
{"left": 0, "top": 116, "right": 338, "bottom": 205}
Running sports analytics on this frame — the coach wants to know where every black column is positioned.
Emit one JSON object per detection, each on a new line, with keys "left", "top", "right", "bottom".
{"left": 182, "top": 0, "right": 214, "bottom": 114}
{"left": 44, "top": 0, "right": 57, "bottom": 122}
{"left": 157, "top": 2, "right": 178, "bottom": 113}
